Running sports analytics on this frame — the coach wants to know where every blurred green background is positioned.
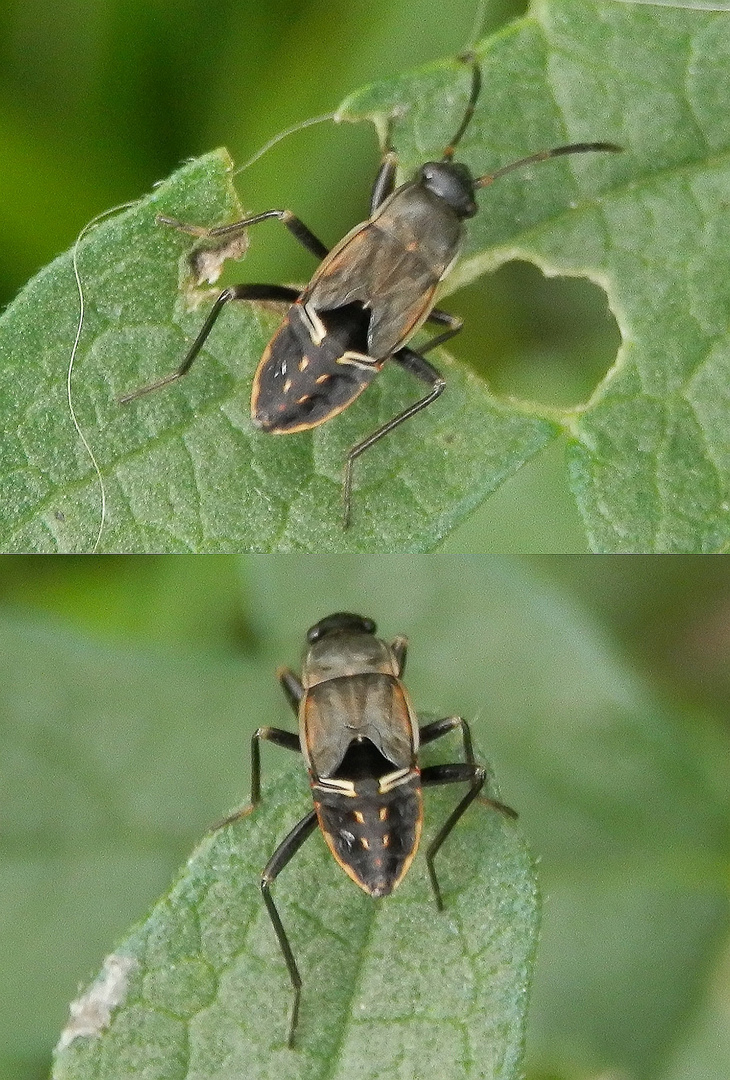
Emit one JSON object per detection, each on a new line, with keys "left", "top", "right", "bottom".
{"left": 1, "top": 554, "right": 728, "bottom": 1080}
{"left": 0, "top": 0, "right": 623, "bottom": 553}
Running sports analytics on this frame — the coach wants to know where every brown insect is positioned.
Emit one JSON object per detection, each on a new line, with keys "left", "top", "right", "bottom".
{"left": 220, "top": 612, "right": 517, "bottom": 1045}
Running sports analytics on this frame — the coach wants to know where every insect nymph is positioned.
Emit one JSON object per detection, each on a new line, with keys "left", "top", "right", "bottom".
{"left": 220, "top": 612, "right": 517, "bottom": 1046}
{"left": 121, "top": 56, "right": 619, "bottom": 526}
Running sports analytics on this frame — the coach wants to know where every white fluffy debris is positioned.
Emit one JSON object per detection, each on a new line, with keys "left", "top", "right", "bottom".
{"left": 57, "top": 953, "right": 138, "bottom": 1050}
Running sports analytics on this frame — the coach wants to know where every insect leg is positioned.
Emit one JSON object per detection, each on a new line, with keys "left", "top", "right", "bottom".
{"left": 213, "top": 725, "right": 301, "bottom": 829}
{"left": 158, "top": 208, "right": 329, "bottom": 260}
{"left": 421, "top": 761, "right": 485, "bottom": 910}
{"left": 420, "top": 715, "right": 516, "bottom": 812}
{"left": 119, "top": 283, "right": 300, "bottom": 402}
{"left": 421, "top": 760, "right": 517, "bottom": 909}
{"left": 277, "top": 666, "right": 304, "bottom": 715}
{"left": 421, "top": 307, "right": 463, "bottom": 353}
{"left": 249, "top": 726, "right": 301, "bottom": 805}
{"left": 261, "top": 809, "right": 319, "bottom": 1047}
{"left": 419, "top": 715, "right": 475, "bottom": 763}
{"left": 342, "top": 346, "right": 444, "bottom": 528}
{"left": 369, "top": 116, "right": 399, "bottom": 214}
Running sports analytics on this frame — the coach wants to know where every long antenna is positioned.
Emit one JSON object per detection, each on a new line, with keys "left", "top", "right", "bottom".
{"left": 464, "top": 0, "right": 488, "bottom": 52}
{"left": 474, "top": 141, "right": 622, "bottom": 188}
{"left": 232, "top": 112, "right": 336, "bottom": 177}
{"left": 442, "top": 54, "right": 482, "bottom": 161}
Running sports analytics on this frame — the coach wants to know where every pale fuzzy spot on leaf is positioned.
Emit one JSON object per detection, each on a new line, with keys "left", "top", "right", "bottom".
{"left": 57, "top": 954, "right": 138, "bottom": 1050}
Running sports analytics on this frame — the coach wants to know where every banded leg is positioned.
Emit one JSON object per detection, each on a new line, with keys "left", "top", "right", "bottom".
{"left": 119, "top": 283, "right": 300, "bottom": 402}
{"left": 261, "top": 810, "right": 319, "bottom": 1046}
{"left": 158, "top": 208, "right": 329, "bottom": 261}
{"left": 342, "top": 345, "right": 445, "bottom": 528}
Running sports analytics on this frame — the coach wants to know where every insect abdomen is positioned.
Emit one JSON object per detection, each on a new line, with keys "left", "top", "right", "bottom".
{"left": 252, "top": 302, "right": 376, "bottom": 432}
{"left": 314, "top": 774, "right": 422, "bottom": 898}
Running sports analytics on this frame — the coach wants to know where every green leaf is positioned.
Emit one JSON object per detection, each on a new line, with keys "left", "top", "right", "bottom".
{"left": 2, "top": 1, "right": 729, "bottom": 551}
{"left": 52, "top": 760, "right": 536, "bottom": 1080}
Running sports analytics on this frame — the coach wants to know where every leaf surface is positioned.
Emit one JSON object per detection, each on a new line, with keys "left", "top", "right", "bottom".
{"left": 52, "top": 754, "right": 537, "bottom": 1080}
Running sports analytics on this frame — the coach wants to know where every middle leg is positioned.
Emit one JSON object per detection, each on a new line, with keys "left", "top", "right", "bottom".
{"left": 214, "top": 724, "right": 301, "bottom": 829}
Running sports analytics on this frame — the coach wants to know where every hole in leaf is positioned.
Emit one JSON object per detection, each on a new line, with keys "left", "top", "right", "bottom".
{"left": 444, "top": 260, "right": 621, "bottom": 408}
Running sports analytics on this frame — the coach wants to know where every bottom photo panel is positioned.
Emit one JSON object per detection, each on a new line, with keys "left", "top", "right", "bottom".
{"left": 1, "top": 555, "right": 728, "bottom": 1080}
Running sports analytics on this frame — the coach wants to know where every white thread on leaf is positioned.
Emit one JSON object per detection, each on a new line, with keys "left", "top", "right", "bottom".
{"left": 466, "top": 0, "right": 488, "bottom": 49}
{"left": 68, "top": 201, "right": 136, "bottom": 552}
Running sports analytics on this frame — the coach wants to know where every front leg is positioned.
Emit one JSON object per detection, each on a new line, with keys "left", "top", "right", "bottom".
{"left": 369, "top": 115, "right": 399, "bottom": 214}
{"left": 277, "top": 666, "right": 304, "bottom": 715}
{"left": 158, "top": 208, "right": 330, "bottom": 260}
